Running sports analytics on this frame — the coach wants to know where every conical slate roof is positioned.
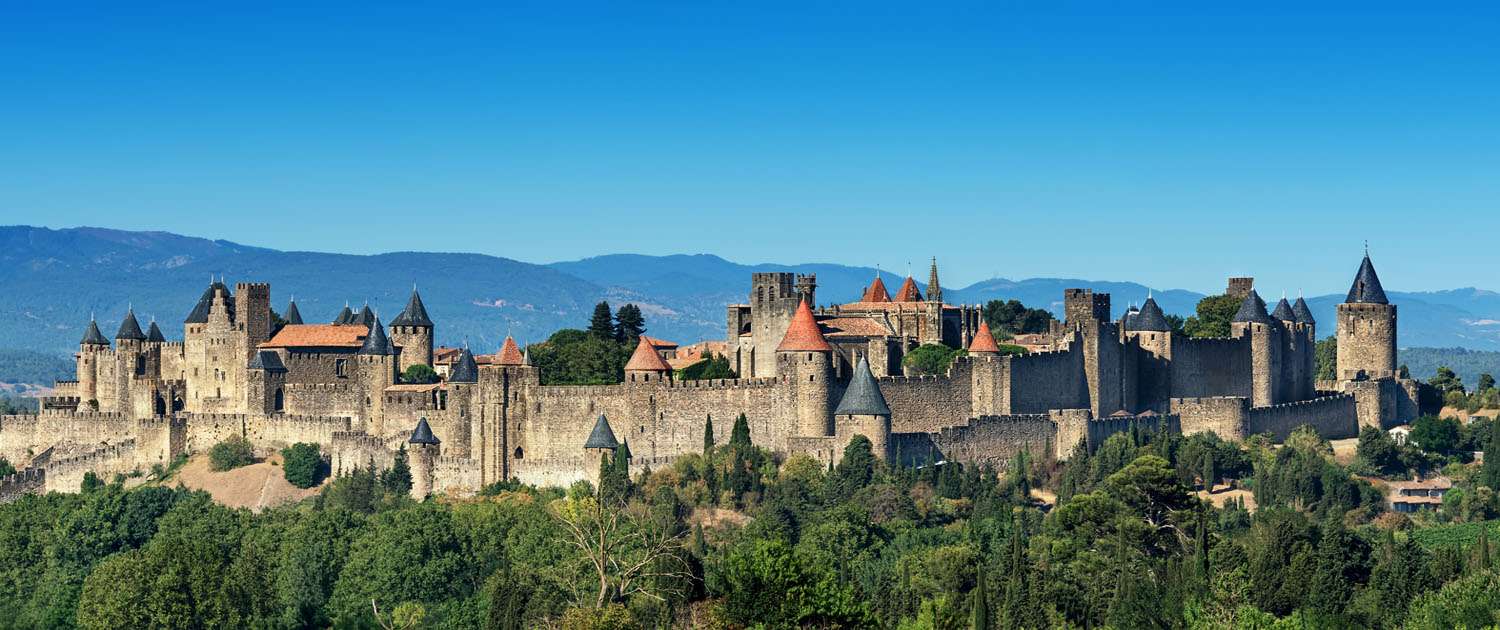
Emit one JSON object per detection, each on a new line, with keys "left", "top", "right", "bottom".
{"left": 893, "top": 276, "right": 923, "bottom": 302}
{"left": 968, "top": 320, "right": 1001, "bottom": 353}
{"left": 80, "top": 319, "right": 109, "bottom": 345}
{"left": 861, "top": 276, "right": 891, "bottom": 303}
{"left": 448, "top": 347, "right": 479, "bottom": 383}
{"left": 625, "top": 336, "right": 672, "bottom": 371}
{"left": 1292, "top": 297, "right": 1315, "bottom": 325}
{"left": 332, "top": 304, "right": 353, "bottom": 325}
{"left": 1127, "top": 297, "right": 1171, "bottom": 332}
{"left": 185, "top": 282, "right": 232, "bottom": 324}
{"left": 351, "top": 304, "right": 375, "bottom": 327}
{"left": 146, "top": 321, "right": 166, "bottom": 342}
{"left": 358, "top": 316, "right": 395, "bottom": 355}
{"left": 584, "top": 414, "right": 619, "bottom": 449}
{"left": 248, "top": 350, "right": 287, "bottom": 371}
{"left": 390, "top": 288, "right": 433, "bottom": 327}
{"left": 1345, "top": 255, "right": 1389, "bottom": 305}
{"left": 495, "top": 336, "right": 525, "bottom": 366}
{"left": 283, "top": 300, "right": 303, "bottom": 325}
{"left": 1271, "top": 297, "right": 1296, "bottom": 322}
{"left": 408, "top": 417, "right": 440, "bottom": 445}
{"left": 835, "top": 358, "right": 891, "bottom": 416}
{"left": 776, "top": 299, "right": 832, "bottom": 352}
{"left": 1232, "top": 291, "right": 1274, "bottom": 325}
{"left": 115, "top": 308, "right": 147, "bottom": 341}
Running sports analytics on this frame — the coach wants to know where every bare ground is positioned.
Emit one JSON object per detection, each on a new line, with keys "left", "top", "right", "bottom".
{"left": 1197, "top": 485, "right": 1257, "bottom": 511}
{"left": 166, "top": 452, "right": 323, "bottom": 512}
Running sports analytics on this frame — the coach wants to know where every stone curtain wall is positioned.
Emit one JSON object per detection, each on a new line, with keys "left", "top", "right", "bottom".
{"left": 1170, "top": 337, "right": 1252, "bottom": 399}
{"left": 1171, "top": 397, "right": 1251, "bottom": 441}
{"left": 1006, "top": 349, "right": 1088, "bottom": 414}
{"left": 898, "top": 414, "right": 1056, "bottom": 469}
{"left": 1244, "top": 395, "right": 1359, "bottom": 441}
{"left": 44, "top": 440, "right": 138, "bottom": 493}
{"left": 880, "top": 374, "right": 972, "bottom": 433}
{"left": 0, "top": 469, "right": 45, "bottom": 504}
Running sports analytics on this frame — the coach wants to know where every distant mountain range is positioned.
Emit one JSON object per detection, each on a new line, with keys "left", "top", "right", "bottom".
{"left": 6, "top": 226, "right": 1500, "bottom": 361}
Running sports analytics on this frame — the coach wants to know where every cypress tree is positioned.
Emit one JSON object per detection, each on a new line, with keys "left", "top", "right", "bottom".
{"left": 703, "top": 415, "right": 714, "bottom": 455}
{"left": 972, "top": 562, "right": 992, "bottom": 630}
{"left": 588, "top": 301, "right": 615, "bottom": 339}
{"left": 730, "top": 413, "right": 751, "bottom": 448}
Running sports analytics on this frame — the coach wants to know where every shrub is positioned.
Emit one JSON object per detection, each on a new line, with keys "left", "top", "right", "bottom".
{"left": 401, "top": 364, "right": 439, "bottom": 384}
{"left": 281, "top": 442, "right": 325, "bottom": 488}
{"left": 208, "top": 435, "right": 255, "bottom": 471}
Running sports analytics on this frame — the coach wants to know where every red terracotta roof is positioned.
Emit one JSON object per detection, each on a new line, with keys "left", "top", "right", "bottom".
{"left": 777, "top": 299, "right": 833, "bottom": 352}
{"left": 625, "top": 336, "right": 672, "bottom": 371}
{"left": 640, "top": 335, "right": 678, "bottom": 349}
{"left": 261, "top": 324, "right": 367, "bottom": 349}
{"left": 968, "top": 321, "right": 1001, "bottom": 353}
{"left": 893, "top": 276, "right": 924, "bottom": 302}
{"left": 861, "top": 276, "right": 891, "bottom": 303}
{"left": 495, "top": 336, "right": 525, "bottom": 365}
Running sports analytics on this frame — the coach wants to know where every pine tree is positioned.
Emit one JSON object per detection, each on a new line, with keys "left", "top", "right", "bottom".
{"left": 381, "top": 444, "right": 413, "bottom": 495}
{"left": 972, "top": 562, "right": 992, "bottom": 630}
{"left": 614, "top": 304, "right": 646, "bottom": 344}
{"left": 730, "top": 413, "right": 751, "bottom": 448}
{"left": 703, "top": 415, "right": 714, "bottom": 455}
{"left": 1474, "top": 525, "right": 1492, "bottom": 573}
{"left": 588, "top": 301, "right": 615, "bottom": 340}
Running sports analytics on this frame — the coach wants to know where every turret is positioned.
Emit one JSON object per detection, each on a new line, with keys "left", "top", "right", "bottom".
{"left": 447, "top": 347, "right": 479, "bottom": 383}
{"left": 1126, "top": 296, "right": 1173, "bottom": 411}
{"left": 283, "top": 298, "right": 304, "bottom": 325}
{"left": 408, "top": 417, "right": 441, "bottom": 499}
{"left": 926, "top": 257, "right": 943, "bottom": 305}
{"left": 332, "top": 303, "right": 353, "bottom": 325}
{"left": 1232, "top": 290, "right": 1284, "bottom": 406}
{"left": 624, "top": 336, "right": 672, "bottom": 384}
{"left": 1335, "top": 253, "right": 1397, "bottom": 382}
{"left": 358, "top": 315, "right": 398, "bottom": 429}
{"left": 390, "top": 287, "right": 435, "bottom": 372}
{"left": 235, "top": 282, "right": 272, "bottom": 351}
{"left": 583, "top": 413, "right": 619, "bottom": 486}
{"left": 893, "top": 275, "right": 923, "bottom": 302}
{"left": 146, "top": 320, "right": 167, "bottom": 343}
{"left": 246, "top": 350, "right": 287, "bottom": 413}
{"left": 777, "top": 298, "right": 833, "bottom": 437}
{"left": 835, "top": 358, "right": 892, "bottom": 460}
{"left": 78, "top": 317, "right": 109, "bottom": 409}
{"left": 967, "top": 320, "right": 1001, "bottom": 356}
{"left": 861, "top": 274, "right": 891, "bottom": 303}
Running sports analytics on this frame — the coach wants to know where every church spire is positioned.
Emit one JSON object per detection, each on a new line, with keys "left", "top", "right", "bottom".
{"left": 926, "top": 257, "right": 942, "bottom": 304}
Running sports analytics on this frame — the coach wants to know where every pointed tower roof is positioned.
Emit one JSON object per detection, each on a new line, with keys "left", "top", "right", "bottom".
{"left": 625, "top": 336, "right": 672, "bottom": 371}
{"left": 495, "top": 336, "right": 525, "bottom": 366}
{"left": 835, "top": 357, "right": 891, "bottom": 416}
{"left": 185, "top": 281, "right": 232, "bottom": 324}
{"left": 1232, "top": 290, "right": 1273, "bottom": 325}
{"left": 283, "top": 299, "right": 303, "bottom": 325}
{"left": 968, "top": 320, "right": 1002, "bottom": 354}
{"left": 1292, "top": 296, "right": 1315, "bottom": 325}
{"left": 776, "top": 299, "right": 832, "bottom": 352}
{"left": 115, "top": 308, "right": 147, "bottom": 341}
{"left": 247, "top": 350, "right": 287, "bottom": 372}
{"left": 352, "top": 304, "right": 375, "bottom": 327}
{"left": 927, "top": 257, "right": 942, "bottom": 303}
{"left": 861, "top": 275, "right": 891, "bottom": 303}
{"left": 448, "top": 347, "right": 479, "bottom": 382}
{"left": 893, "top": 276, "right": 924, "bottom": 302}
{"left": 1271, "top": 297, "right": 1296, "bottom": 322}
{"left": 332, "top": 304, "right": 353, "bottom": 325}
{"left": 358, "top": 316, "right": 395, "bottom": 355}
{"left": 584, "top": 414, "right": 619, "bottom": 449}
{"left": 81, "top": 319, "right": 109, "bottom": 346}
{"left": 146, "top": 320, "right": 166, "bottom": 342}
{"left": 408, "top": 417, "right": 440, "bottom": 445}
{"left": 390, "top": 287, "right": 433, "bottom": 327}
{"left": 1127, "top": 297, "right": 1171, "bottom": 332}
{"left": 1345, "top": 255, "right": 1389, "bottom": 305}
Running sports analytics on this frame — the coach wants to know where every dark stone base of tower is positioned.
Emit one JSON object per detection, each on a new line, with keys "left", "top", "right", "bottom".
{"left": 0, "top": 254, "right": 1419, "bottom": 501}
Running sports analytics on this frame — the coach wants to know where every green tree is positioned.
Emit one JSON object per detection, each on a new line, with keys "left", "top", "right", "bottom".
{"left": 902, "top": 344, "right": 964, "bottom": 376}
{"left": 400, "top": 364, "right": 439, "bottom": 384}
{"left": 971, "top": 562, "right": 991, "bottom": 630}
{"left": 680, "top": 353, "right": 736, "bottom": 380}
{"left": 1355, "top": 425, "right": 1403, "bottom": 475}
{"left": 1478, "top": 373, "right": 1496, "bottom": 393}
{"left": 1182, "top": 294, "right": 1241, "bottom": 338}
{"left": 328, "top": 504, "right": 477, "bottom": 625}
{"left": 703, "top": 415, "right": 714, "bottom": 455}
{"left": 382, "top": 445, "right": 413, "bottom": 495}
{"left": 1405, "top": 569, "right": 1500, "bottom": 630}
{"left": 1430, "top": 366, "right": 1465, "bottom": 394}
{"left": 587, "top": 302, "right": 615, "bottom": 340}
{"left": 613, "top": 304, "right": 646, "bottom": 344}
{"left": 0, "top": 457, "right": 14, "bottom": 477}
{"left": 1410, "top": 415, "right": 1460, "bottom": 454}
{"left": 981, "top": 299, "right": 1055, "bottom": 336}
{"left": 209, "top": 435, "right": 256, "bottom": 471}
{"left": 281, "top": 443, "right": 324, "bottom": 488}
{"left": 1316, "top": 336, "right": 1338, "bottom": 381}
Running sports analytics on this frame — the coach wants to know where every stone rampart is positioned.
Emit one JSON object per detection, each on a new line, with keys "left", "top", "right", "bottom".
{"left": 1006, "top": 349, "right": 1087, "bottom": 414}
{"left": 1244, "top": 394, "right": 1358, "bottom": 441}
{"left": 247, "top": 414, "right": 353, "bottom": 448}
{"left": 1171, "top": 396, "right": 1250, "bottom": 441}
{"left": 879, "top": 374, "right": 972, "bottom": 433}
{"left": 895, "top": 414, "right": 1055, "bottom": 469}
{"left": 1170, "top": 337, "right": 1251, "bottom": 399}
{"left": 44, "top": 439, "right": 138, "bottom": 492}
{"left": 0, "top": 469, "right": 45, "bottom": 504}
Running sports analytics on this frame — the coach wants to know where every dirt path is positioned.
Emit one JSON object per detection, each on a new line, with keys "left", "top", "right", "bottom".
{"left": 167, "top": 453, "right": 323, "bottom": 512}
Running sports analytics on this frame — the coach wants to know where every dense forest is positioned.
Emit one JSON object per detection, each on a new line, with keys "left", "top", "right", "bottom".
{"left": 3, "top": 412, "right": 1499, "bottom": 629}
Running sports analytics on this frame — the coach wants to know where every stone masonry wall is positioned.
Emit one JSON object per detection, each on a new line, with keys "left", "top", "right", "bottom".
{"left": 0, "top": 469, "right": 45, "bottom": 504}
{"left": 1244, "top": 394, "right": 1359, "bottom": 441}
{"left": 1171, "top": 396, "right": 1250, "bottom": 441}
{"left": 1170, "top": 337, "right": 1251, "bottom": 399}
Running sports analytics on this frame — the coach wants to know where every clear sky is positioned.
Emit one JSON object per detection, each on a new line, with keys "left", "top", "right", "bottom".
{"left": 3, "top": 3, "right": 1497, "bottom": 294}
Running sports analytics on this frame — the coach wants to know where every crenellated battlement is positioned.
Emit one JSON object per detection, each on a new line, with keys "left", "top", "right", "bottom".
{"left": 1250, "top": 393, "right": 1355, "bottom": 413}
{"left": 0, "top": 468, "right": 45, "bottom": 504}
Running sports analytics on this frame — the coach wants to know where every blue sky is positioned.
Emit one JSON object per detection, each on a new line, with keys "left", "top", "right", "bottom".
{"left": 3, "top": 3, "right": 1497, "bottom": 294}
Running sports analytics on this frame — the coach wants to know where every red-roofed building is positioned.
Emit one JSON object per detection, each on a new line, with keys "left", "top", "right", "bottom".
{"left": 777, "top": 299, "right": 832, "bottom": 353}
{"left": 893, "top": 276, "right": 923, "bottom": 302}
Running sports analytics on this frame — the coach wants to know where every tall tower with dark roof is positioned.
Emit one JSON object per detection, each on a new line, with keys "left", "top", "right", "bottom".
{"left": 834, "top": 358, "right": 892, "bottom": 461}
{"left": 1231, "top": 290, "right": 1285, "bottom": 406}
{"left": 77, "top": 317, "right": 109, "bottom": 410}
{"left": 390, "top": 287, "right": 435, "bottom": 372}
{"left": 1336, "top": 253, "right": 1397, "bottom": 381}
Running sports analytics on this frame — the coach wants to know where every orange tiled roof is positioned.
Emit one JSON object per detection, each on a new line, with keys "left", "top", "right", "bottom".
{"left": 837, "top": 301, "right": 955, "bottom": 312}
{"left": 495, "top": 336, "right": 525, "bottom": 365}
{"left": 641, "top": 335, "right": 678, "bottom": 349}
{"left": 625, "top": 337, "right": 672, "bottom": 371}
{"left": 434, "top": 346, "right": 463, "bottom": 364}
{"left": 820, "top": 317, "right": 892, "bottom": 337}
{"left": 777, "top": 299, "right": 833, "bottom": 352}
{"left": 968, "top": 321, "right": 1001, "bottom": 353}
{"left": 261, "top": 324, "right": 367, "bottom": 349}
{"left": 385, "top": 383, "right": 442, "bottom": 392}
{"left": 893, "top": 276, "right": 924, "bottom": 302}
{"left": 861, "top": 276, "right": 891, "bottom": 303}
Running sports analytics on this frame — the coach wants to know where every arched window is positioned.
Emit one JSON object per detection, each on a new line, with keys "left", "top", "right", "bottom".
{"left": 273, "top": 388, "right": 284, "bottom": 412}
{"left": 513, "top": 447, "right": 524, "bottom": 459}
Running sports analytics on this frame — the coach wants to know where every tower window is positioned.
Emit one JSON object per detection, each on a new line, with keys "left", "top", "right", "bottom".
{"left": 335, "top": 359, "right": 348, "bottom": 377}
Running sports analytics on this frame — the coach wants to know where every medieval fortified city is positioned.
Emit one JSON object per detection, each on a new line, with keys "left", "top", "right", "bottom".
{"left": 0, "top": 254, "right": 1419, "bottom": 501}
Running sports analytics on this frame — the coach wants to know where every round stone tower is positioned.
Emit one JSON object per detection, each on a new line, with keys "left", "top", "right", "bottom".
{"left": 624, "top": 336, "right": 672, "bottom": 384}
{"left": 776, "top": 298, "right": 833, "bottom": 438}
{"left": 1231, "top": 290, "right": 1284, "bottom": 407}
{"left": 834, "top": 357, "right": 892, "bottom": 461}
{"left": 407, "top": 417, "right": 441, "bottom": 499}
{"left": 78, "top": 317, "right": 110, "bottom": 410}
{"left": 1336, "top": 254, "right": 1397, "bottom": 381}
{"left": 389, "top": 287, "right": 434, "bottom": 372}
